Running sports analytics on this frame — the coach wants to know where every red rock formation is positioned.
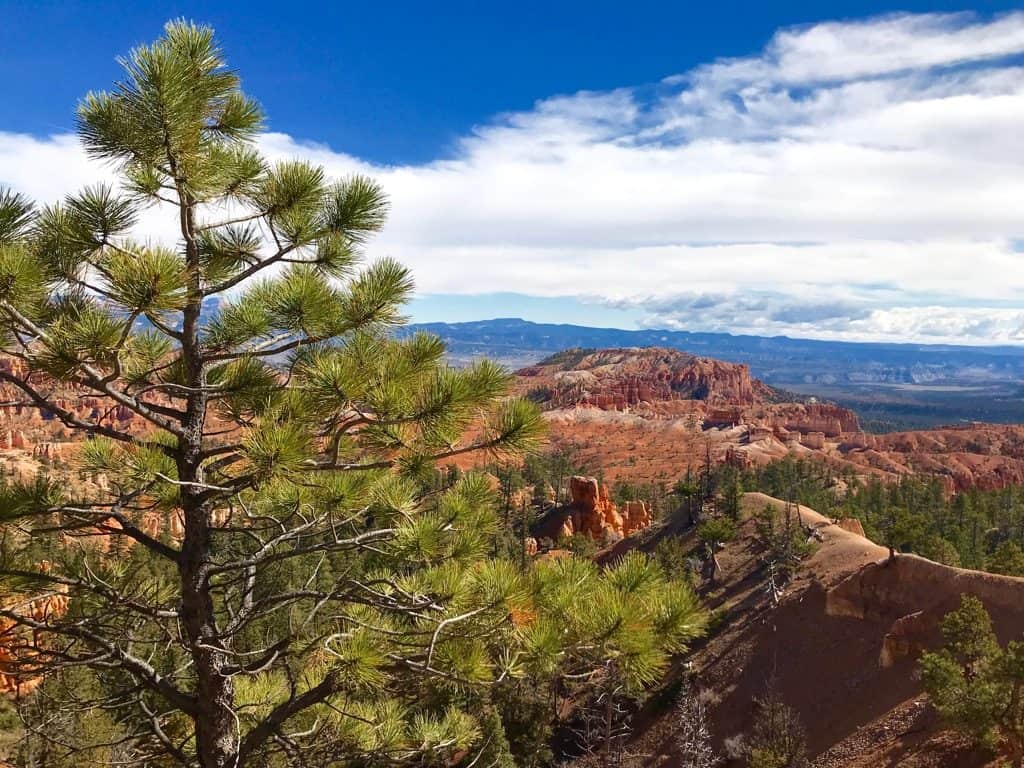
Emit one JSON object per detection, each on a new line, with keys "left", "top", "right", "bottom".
{"left": 801, "top": 431, "right": 826, "bottom": 450}
{"left": 622, "top": 500, "right": 653, "bottom": 535}
{"left": 32, "top": 442, "right": 63, "bottom": 462}
{"left": 518, "top": 348, "right": 775, "bottom": 410}
{"left": 0, "top": 563, "right": 69, "bottom": 696}
{"left": 839, "top": 432, "right": 874, "bottom": 451}
{"left": 704, "top": 407, "right": 745, "bottom": 429}
{"left": 510, "top": 347, "right": 1024, "bottom": 493}
{"left": 565, "top": 476, "right": 613, "bottom": 538}
{"left": 534, "top": 475, "right": 653, "bottom": 543}
{"left": 724, "top": 446, "right": 753, "bottom": 469}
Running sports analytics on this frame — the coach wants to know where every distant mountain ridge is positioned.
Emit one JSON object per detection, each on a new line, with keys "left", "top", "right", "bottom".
{"left": 405, "top": 317, "right": 1024, "bottom": 386}
{"left": 405, "top": 318, "right": 1024, "bottom": 430}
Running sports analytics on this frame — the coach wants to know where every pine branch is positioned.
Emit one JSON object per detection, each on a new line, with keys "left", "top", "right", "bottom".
{"left": 56, "top": 501, "right": 181, "bottom": 561}
{"left": 0, "top": 299, "right": 185, "bottom": 435}
{"left": 0, "top": 369, "right": 162, "bottom": 449}
{"left": 234, "top": 671, "right": 338, "bottom": 765}
{"left": 0, "top": 567, "right": 179, "bottom": 620}
{"left": 0, "top": 606, "right": 197, "bottom": 716}
{"left": 202, "top": 244, "right": 297, "bottom": 296}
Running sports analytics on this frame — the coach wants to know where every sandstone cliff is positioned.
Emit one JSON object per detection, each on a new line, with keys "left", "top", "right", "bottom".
{"left": 518, "top": 347, "right": 777, "bottom": 409}
{"left": 514, "top": 347, "right": 1023, "bottom": 493}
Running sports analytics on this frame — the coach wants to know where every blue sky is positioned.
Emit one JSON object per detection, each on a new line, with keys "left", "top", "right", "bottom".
{"left": 5, "top": 2, "right": 1024, "bottom": 342}
{"left": 7, "top": 0, "right": 1020, "bottom": 163}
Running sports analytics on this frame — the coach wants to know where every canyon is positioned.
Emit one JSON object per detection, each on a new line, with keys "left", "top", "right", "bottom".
{"left": 516, "top": 347, "right": 1024, "bottom": 492}
{"left": 1, "top": 345, "right": 1023, "bottom": 767}
{"left": 2, "top": 347, "right": 1022, "bottom": 497}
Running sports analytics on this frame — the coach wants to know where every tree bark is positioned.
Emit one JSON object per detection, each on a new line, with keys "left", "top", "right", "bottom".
{"left": 176, "top": 187, "right": 237, "bottom": 767}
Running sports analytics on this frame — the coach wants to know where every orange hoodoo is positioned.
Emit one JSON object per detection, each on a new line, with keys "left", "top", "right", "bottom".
{"left": 0, "top": 563, "right": 70, "bottom": 696}
{"left": 550, "top": 475, "right": 653, "bottom": 543}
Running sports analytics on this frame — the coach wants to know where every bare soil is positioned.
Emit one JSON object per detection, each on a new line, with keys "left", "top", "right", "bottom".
{"left": 623, "top": 493, "right": 1024, "bottom": 767}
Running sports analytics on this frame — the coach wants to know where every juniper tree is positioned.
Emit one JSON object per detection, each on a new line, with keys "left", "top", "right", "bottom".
{"left": 0, "top": 21, "right": 706, "bottom": 768}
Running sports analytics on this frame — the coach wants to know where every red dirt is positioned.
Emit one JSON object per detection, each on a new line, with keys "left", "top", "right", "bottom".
{"left": 628, "top": 493, "right": 1024, "bottom": 767}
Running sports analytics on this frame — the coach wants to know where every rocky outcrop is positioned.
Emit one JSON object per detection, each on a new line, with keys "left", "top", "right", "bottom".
{"left": 879, "top": 610, "right": 933, "bottom": 669}
{"left": 826, "top": 552, "right": 1024, "bottom": 629}
{"left": 0, "top": 563, "right": 69, "bottom": 695}
{"left": 800, "top": 431, "right": 826, "bottom": 449}
{"left": 518, "top": 348, "right": 776, "bottom": 410}
{"left": 835, "top": 518, "right": 866, "bottom": 537}
{"left": 565, "top": 476, "right": 613, "bottom": 538}
{"left": 780, "top": 403, "right": 861, "bottom": 437}
{"left": 514, "top": 347, "right": 1024, "bottom": 492}
{"left": 820, "top": 549, "right": 1024, "bottom": 684}
{"left": 2, "top": 429, "right": 29, "bottom": 450}
{"left": 857, "top": 424, "right": 1024, "bottom": 492}
{"left": 32, "top": 442, "right": 64, "bottom": 462}
{"left": 622, "top": 500, "right": 653, "bottom": 535}
{"left": 839, "top": 431, "right": 874, "bottom": 451}
{"left": 533, "top": 475, "right": 653, "bottom": 544}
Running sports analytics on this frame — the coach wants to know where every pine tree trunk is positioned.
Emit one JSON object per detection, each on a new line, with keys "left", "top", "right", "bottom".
{"left": 180, "top": 493, "right": 236, "bottom": 767}
{"left": 177, "top": 190, "right": 238, "bottom": 767}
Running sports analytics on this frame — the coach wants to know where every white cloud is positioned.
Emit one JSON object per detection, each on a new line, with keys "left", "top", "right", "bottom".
{"left": 3, "top": 11, "right": 1024, "bottom": 344}
{"left": 613, "top": 293, "right": 1024, "bottom": 345}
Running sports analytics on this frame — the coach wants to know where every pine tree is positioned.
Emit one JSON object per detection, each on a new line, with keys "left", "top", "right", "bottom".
{"left": 920, "top": 595, "right": 1024, "bottom": 760}
{"left": 0, "top": 21, "right": 706, "bottom": 768}
{"left": 744, "top": 679, "right": 808, "bottom": 768}
{"left": 986, "top": 540, "right": 1024, "bottom": 577}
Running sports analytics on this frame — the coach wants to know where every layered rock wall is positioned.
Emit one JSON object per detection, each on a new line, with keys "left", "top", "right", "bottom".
{"left": 519, "top": 348, "right": 774, "bottom": 410}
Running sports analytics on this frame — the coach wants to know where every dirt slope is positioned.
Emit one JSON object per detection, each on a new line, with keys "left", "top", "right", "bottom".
{"left": 632, "top": 492, "right": 1024, "bottom": 767}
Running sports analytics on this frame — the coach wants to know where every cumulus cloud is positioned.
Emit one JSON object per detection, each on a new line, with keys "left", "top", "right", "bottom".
{"left": 2, "top": 11, "right": 1024, "bottom": 344}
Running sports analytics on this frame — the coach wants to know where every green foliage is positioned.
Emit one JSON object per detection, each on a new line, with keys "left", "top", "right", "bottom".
{"left": 987, "top": 541, "right": 1024, "bottom": 577}
{"left": 723, "top": 456, "right": 1024, "bottom": 575}
{"left": 0, "top": 20, "right": 706, "bottom": 768}
{"left": 473, "top": 706, "right": 518, "bottom": 768}
{"left": 717, "top": 464, "right": 743, "bottom": 520}
{"left": 920, "top": 595, "right": 1024, "bottom": 756}
{"left": 77, "top": 20, "right": 263, "bottom": 179}
{"left": 654, "top": 536, "right": 698, "bottom": 585}
{"left": 744, "top": 682, "right": 809, "bottom": 768}
{"left": 490, "top": 681, "right": 554, "bottom": 768}
{"left": 320, "top": 175, "right": 390, "bottom": 245}
{"left": 918, "top": 534, "right": 962, "bottom": 567}
{"left": 754, "top": 504, "right": 814, "bottom": 582}
{"left": 698, "top": 516, "right": 737, "bottom": 548}
{"left": 557, "top": 533, "right": 599, "bottom": 559}
{"left": 0, "top": 189, "right": 34, "bottom": 244}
